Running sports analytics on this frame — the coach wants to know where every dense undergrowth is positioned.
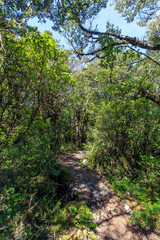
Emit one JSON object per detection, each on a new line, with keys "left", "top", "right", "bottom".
{"left": 85, "top": 135, "right": 160, "bottom": 230}
{"left": 0, "top": 128, "right": 64, "bottom": 239}
{"left": 0, "top": 125, "right": 95, "bottom": 239}
{"left": 0, "top": 28, "right": 95, "bottom": 239}
{"left": 78, "top": 58, "right": 160, "bottom": 230}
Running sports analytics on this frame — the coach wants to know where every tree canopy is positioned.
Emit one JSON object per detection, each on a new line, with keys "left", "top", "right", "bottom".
{"left": 112, "top": 0, "right": 160, "bottom": 26}
{"left": 58, "top": 0, "right": 160, "bottom": 66}
{"left": 0, "top": 0, "right": 107, "bottom": 34}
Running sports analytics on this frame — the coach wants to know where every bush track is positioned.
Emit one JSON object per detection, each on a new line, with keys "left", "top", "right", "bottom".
{"left": 60, "top": 151, "right": 160, "bottom": 240}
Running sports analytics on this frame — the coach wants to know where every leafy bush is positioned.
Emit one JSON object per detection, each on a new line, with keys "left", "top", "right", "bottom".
{"left": 0, "top": 123, "right": 74, "bottom": 239}
{"left": 73, "top": 205, "right": 97, "bottom": 229}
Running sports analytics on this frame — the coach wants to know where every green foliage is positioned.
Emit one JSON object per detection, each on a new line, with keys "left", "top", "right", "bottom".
{"left": 130, "top": 201, "right": 160, "bottom": 230}
{"left": 0, "top": 25, "right": 81, "bottom": 239}
{"left": 0, "top": 127, "right": 66, "bottom": 238}
{"left": 1, "top": 0, "right": 160, "bottom": 235}
{"left": 82, "top": 58, "right": 160, "bottom": 229}
{"left": 0, "top": 127, "right": 76, "bottom": 239}
{"left": 74, "top": 205, "right": 97, "bottom": 229}
{"left": 146, "top": 16, "right": 160, "bottom": 46}
{"left": 112, "top": 0, "right": 159, "bottom": 26}
{"left": 0, "top": 0, "right": 108, "bottom": 36}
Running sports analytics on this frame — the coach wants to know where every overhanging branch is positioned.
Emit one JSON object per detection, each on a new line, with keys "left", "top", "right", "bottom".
{"left": 79, "top": 25, "right": 160, "bottom": 51}
{"left": 139, "top": 88, "right": 160, "bottom": 106}
{"left": 127, "top": 45, "right": 160, "bottom": 66}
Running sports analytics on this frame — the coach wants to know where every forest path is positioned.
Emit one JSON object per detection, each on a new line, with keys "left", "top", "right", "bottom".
{"left": 60, "top": 152, "right": 159, "bottom": 240}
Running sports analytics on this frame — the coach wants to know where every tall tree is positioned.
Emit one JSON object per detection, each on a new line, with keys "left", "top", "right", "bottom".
{"left": 0, "top": 30, "right": 72, "bottom": 146}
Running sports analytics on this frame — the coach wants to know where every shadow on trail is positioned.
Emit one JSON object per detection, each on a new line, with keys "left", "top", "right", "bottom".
{"left": 60, "top": 153, "right": 160, "bottom": 240}
{"left": 104, "top": 237, "right": 117, "bottom": 240}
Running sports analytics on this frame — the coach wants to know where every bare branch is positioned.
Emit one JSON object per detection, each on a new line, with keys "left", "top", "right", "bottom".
{"left": 0, "top": 32, "right": 6, "bottom": 54}
{"left": 139, "top": 88, "right": 160, "bottom": 105}
{"left": 18, "top": 1, "right": 33, "bottom": 20}
{"left": 127, "top": 45, "right": 160, "bottom": 66}
{"left": 115, "top": 59, "right": 146, "bottom": 66}
{"left": 79, "top": 25, "right": 160, "bottom": 51}
{"left": 74, "top": 42, "right": 127, "bottom": 57}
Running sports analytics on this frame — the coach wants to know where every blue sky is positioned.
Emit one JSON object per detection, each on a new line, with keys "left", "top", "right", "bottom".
{"left": 28, "top": 3, "right": 146, "bottom": 49}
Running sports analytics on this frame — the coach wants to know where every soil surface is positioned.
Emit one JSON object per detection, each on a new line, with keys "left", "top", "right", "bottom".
{"left": 60, "top": 152, "right": 160, "bottom": 240}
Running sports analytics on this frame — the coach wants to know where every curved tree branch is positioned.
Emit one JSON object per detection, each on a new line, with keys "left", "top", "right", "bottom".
{"left": 127, "top": 45, "right": 160, "bottom": 66}
{"left": 79, "top": 25, "right": 160, "bottom": 51}
{"left": 138, "top": 88, "right": 160, "bottom": 106}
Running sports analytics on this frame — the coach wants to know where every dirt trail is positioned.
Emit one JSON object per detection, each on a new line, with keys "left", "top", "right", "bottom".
{"left": 60, "top": 152, "right": 160, "bottom": 240}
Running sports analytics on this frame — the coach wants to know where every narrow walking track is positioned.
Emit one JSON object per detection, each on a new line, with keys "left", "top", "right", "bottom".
{"left": 60, "top": 152, "right": 159, "bottom": 240}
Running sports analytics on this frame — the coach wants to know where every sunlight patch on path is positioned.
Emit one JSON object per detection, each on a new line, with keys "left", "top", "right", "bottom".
{"left": 60, "top": 152, "right": 159, "bottom": 240}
